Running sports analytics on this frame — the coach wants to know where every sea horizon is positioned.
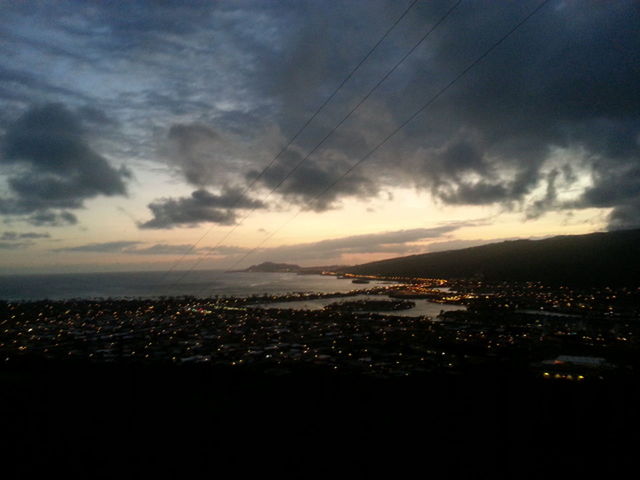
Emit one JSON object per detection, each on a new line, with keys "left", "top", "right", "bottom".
{"left": 0, "top": 269, "right": 378, "bottom": 302}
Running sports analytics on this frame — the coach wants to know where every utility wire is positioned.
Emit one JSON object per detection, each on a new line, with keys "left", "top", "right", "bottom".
{"left": 209, "top": 0, "right": 552, "bottom": 290}
{"left": 176, "top": 0, "right": 463, "bottom": 283}
{"left": 161, "top": 0, "right": 420, "bottom": 279}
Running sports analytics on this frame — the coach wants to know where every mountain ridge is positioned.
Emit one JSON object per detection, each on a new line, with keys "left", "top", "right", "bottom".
{"left": 341, "top": 229, "right": 640, "bottom": 286}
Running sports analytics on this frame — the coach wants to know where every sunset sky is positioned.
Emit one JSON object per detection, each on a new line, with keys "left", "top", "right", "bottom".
{"left": 1, "top": 0, "right": 638, "bottom": 274}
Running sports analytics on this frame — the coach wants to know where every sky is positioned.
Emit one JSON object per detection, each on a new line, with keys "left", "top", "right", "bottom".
{"left": 0, "top": 0, "right": 638, "bottom": 274}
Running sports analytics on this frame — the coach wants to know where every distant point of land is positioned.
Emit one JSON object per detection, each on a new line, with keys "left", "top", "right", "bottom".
{"left": 229, "top": 261, "right": 348, "bottom": 275}
{"left": 232, "top": 261, "right": 301, "bottom": 273}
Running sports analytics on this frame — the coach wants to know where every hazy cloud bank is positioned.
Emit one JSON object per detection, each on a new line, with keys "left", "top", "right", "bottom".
{"left": 54, "top": 223, "right": 471, "bottom": 266}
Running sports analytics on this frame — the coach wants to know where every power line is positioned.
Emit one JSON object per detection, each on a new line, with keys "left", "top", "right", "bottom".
{"left": 161, "top": 0, "right": 420, "bottom": 279}
{"left": 175, "top": 0, "right": 463, "bottom": 282}
{"left": 211, "top": 0, "right": 552, "bottom": 288}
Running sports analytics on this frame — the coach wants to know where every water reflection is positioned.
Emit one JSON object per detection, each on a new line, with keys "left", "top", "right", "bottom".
{"left": 252, "top": 294, "right": 466, "bottom": 318}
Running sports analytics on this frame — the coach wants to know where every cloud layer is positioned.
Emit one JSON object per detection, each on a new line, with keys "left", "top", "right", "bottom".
{"left": 0, "top": 230, "right": 50, "bottom": 249}
{"left": 1, "top": 103, "right": 130, "bottom": 225}
{"left": 54, "top": 223, "right": 469, "bottom": 266}
{"left": 139, "top": 187, "right": 266, "bottom": 229}
{"left": 0, "top": 0, "right": 638, "bottom": 230}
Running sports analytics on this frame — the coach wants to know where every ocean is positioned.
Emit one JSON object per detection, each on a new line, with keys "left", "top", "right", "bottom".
{"left": 0, "top": 270, "right": 388, "bottom": 302}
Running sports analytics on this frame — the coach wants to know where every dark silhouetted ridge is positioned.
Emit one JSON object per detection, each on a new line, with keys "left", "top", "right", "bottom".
{"left": 343, "top": 229, "right": 640, "bottom": 286}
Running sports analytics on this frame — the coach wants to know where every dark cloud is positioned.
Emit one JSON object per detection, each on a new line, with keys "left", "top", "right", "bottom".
{"left": 607, "top": 202, "right": 640, "bottom": 231}
{"left": 123, "top": 244, "right": 250, "bottom": 256}
{"left": 0, "top": 229, "right": 50, "bottom": 249}
{"left": 164, "top": 124, "right": 251, "bottom": 187}
{"left": 54, "top": 241, "right": 141, "bottom": 253}
{"left": 58, "top": 242, "right": 202, "bottom": 256}
{"left": 51, "top": 241, "right": 251, "bottom": 257}
{"left": 526, "top": 169, "right": 561, "bottom": 220}
{"left": 202, "top": 245, "right": 251, "bottom": 256}
{"left": 0, "top": 241, "right": 29, "bottom": 250}
{"left": 26, "top": 211, "right": 78, "bottom": 227}
{"left": 0, "top": 29, "right": 97, "bottom": 67}
{"left": 1, "top": 231, "right": 50, "bottom": 241}
{"left": 437, "top": 181, "right": 510, "bottom": 206}
{"left": 394, "top": 0, "right": 640, "bottom": 224}
{"left": 51, "top": 223, "right": 467, "bottom": 264}
{"left": 578, "top": 162, "right": 640, "bottom": 230}
{"left": 76, "top": 106, "right": 117, "bottom": 127}
{"left": 302, "top": 225, "right": 460, "bottom": 252}
{"left": 165, "top": 0, "right": 640, "bottom": 223}
{"left": 1, "top": 1, "right": 639, "bottom": 229}
{"left": 265, "top": 1, "right": 639, "bottom": 223}
{"left": 0, "top": 66, "right": 93, "bottom": 105}
{"left": 128, "top": 244, "right": 193, "bottom": 255}
{"left": 250, "top": 224, "right": 467, "bottom": 263}
{"left": 247, "top": 148, "right": 378, "bottom": 211}
{"left": 0, "top": 103, "right": 130, "bottom": 224}
{"left": 139, "top": 188, "right": 266, "bottom": 229}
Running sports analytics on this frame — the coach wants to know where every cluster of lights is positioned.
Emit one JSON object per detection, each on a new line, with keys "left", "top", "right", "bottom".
{"left": 542, "top": 372, "right": 585, "bottom": 381}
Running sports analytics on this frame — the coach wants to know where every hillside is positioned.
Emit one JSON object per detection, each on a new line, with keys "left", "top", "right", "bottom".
{"left": 343, "top": 229, "right": 640, "bottom": 286}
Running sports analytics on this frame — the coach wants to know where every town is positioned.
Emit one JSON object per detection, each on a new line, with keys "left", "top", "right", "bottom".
{"left": 2, "top": 277, "right": 638, "bottom": 380}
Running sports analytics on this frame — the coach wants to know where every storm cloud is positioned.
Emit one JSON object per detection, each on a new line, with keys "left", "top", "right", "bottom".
{"left": 164, "top": 123, "right": 253, "bottom": 187}
{"left": 1, "top": 1, "right": 639, "bottom": 229}
{"left": 578, "top": 162, "right": 640, "bottom": 230}
{"left": 246, "top": 147, "right": 379, "bottom": 211}
{"left": 0, "top": 103, "right": 130, "bottom": 225}
{"left": 139, "top": 188, "right": 266, "bottom": 229}
{"left": 393, "top": 0, "right": 640, "bottom": 226}
{"left": 155, "top": 0, "right": 639, "bottom": 224}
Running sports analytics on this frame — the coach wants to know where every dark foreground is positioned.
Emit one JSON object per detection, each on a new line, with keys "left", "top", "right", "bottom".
{"left": 2, "top": 361, "right": 638, "bottom": 479}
